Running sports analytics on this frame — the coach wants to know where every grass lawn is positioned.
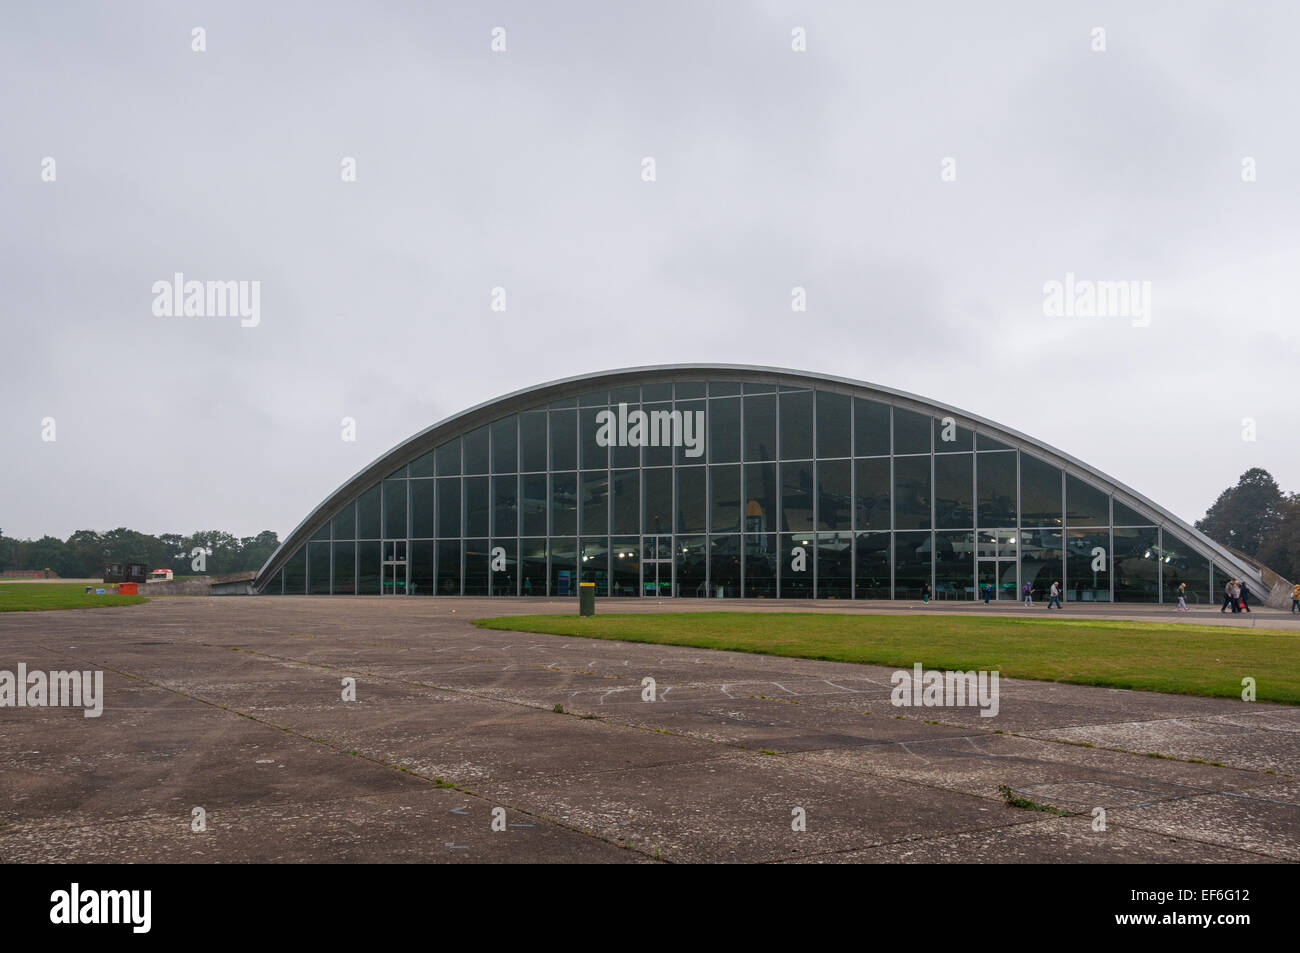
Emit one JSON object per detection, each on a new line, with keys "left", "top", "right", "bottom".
{"left": 474, "top": 612, "right": 1300, "bottom": 704}
{"left": 0, "top": 582, "right": 148, "bottom": 612}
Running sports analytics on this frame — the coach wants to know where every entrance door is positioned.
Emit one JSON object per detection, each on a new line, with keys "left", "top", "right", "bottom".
{"left": 643, "top": 535, "right": 672, "bottom": 597}
{"left": 976, "top": 558, "right": 1018, "bottom": 600}
{"left": 382, "top": 540, "right": 408, "bottom": 595}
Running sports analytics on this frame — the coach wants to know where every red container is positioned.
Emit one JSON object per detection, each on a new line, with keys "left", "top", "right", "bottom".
{"left": 118, "top": 582, "right": 139, "bottom": 595}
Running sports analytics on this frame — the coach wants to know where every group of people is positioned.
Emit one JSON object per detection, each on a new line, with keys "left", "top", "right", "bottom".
{"left": 1221, "top": 579, "right": 1252, "bottom": 614}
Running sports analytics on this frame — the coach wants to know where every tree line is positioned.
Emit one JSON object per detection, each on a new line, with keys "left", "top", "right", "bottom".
{"left": 1194, "top": 468, "right": 1299, "bottom": 581}
{"left": 0, "top": 528, "right": 280, "bottom": 578}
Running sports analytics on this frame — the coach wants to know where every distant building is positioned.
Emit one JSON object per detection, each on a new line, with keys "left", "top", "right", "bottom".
{"left": 253, "top": 365, "right": 1284, "bottom": 605}
{"left": 149, "top": 568, "right": 174, "bottom": 582}
{"left": 0, "top": 568, "right": 60, "bottom": 579}
{"left": 104, "top": 563, "right": 147, "bottom": 584}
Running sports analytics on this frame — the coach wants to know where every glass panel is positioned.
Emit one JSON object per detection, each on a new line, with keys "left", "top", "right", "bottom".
{"left": 1113, "top": 527, "right": 1159, "bottom": 602}
{"left": 435, "top": 438, "right": 461, "bottom": 476}
{"left": 307, "top": 541, "right": 331, "bottom": 595}
{"left": 332, "top": 541, "right": 356, "bottom": 594}
{"left": 977, "top": 530, "right": 999, "bottom": 558}
{"left": 674, "top": 400, "right": 706, "bottom": 466}
{"left": 854, "top": 457, "right": 890, "bottom": 531}
{"left": 639, "top": 406, "right": 674, "bottom": 468}
{"left": 710, "top": 464, "right": 741, "bottom": 533}
{"left": 409, "top": 540, "right": 433, "bottom": 596}
{"left": 853, "top": 397, "right": 889, "bottom": 456}
{"left": 710, "top": 381, "right": 741, "bottom": 397}
{"left": 520, "top": 411, "right": 547, "bottom": 472}
{"left": 643, "top": 468, "right": 672, "bottom": 536}
{"left": 410, "top": 480, "right": 434, "bottom": 538}
{"left": 521, "top": 474, "right": 547, "bottom": 537}
{"left": 436, "top": 478, "right": 460, "bottom": 538}
{"left": 934, "top": 453, "right": 973, "bottom": 529}
{"left": 436, "top": 540, "right": 460, "bottom": 595}
{"left": 386, "top": 463, "right": 408, "bottom": 480}
{"left": 311, "top": 522, "right": 330, "bottom": 542}
{"left": 894, "top": 531, "right": 931, "bottom": 600}
{"left": 893, "top": 407, "right": 931, "bottom": 455}
{"left": 1020, "top": 529, "right": 1063, "bottom": 602}
{"left": 550, "top": 472, "right": 577, "bottom": 536}
{"left": 743, "top": 394, "right": 776, "bottom": 462}
{"left": 549, "top": 537, "right": 577, "bottom": 596}
{"left": 1066, "top": 530, "right": 1110, "bottom": 602}
{"left": 581, "top": 472, "right": 608, "bottom": 536}
{"left": 744, "top": 534, "right": 777, "bottom": 597}
{"left": 463, "top": 426, "right": 489, "bottom": 475}
{"left": 709, "top": 398, "right": 741, "bottom": 464}
{"left": 331, "top": 501, "right": 356, "bottom": 540}
{"left": 410, "top": 450, "right": 435, "bottom": 479}
{"left": 611, "top": 469, "right": 640, "bottom": 536}
{"left": 934, "top": 415, "right": 973, "bottom": 452}
{"left": 383, "top": 479, "right": 407, "bottom": 540}
{"left": 550, "top": 409, "right": 577, "bottom": 471}
{"left": 977, "top": 432, "right": 1011, "bottom": 451}
{"left": 1160, "top": 533, "right": 1210, "bottom": 605}
{"left": 676, "top": 467, "right": 707, "bottom": 534}
{"left": 610, "top": 385, "right": 639, "bottom": 404}
{"left": 816, "top": 532, "right": 852, "bottom": 598}
{"left": 815, "top": 390, "right": 852, "bottom": 459}
{"left": 492, "top": 475, "right": 517, "bottom": 537}
{"left": 855, "top": 532, "right": 890, "bottom": 598}
{"left": 677, "top": 535, "right": 707, "bottom": 597}
{"left": 488, "top": 538, "right": 514, "bottom": 590}
{"left": 977, "top": 452, "right": 1017, "bottom": 527}
{"left": 464, "top": 539, "right": 490, "bottom": 596}
{"left": 1113, "top": 499, "right": 1153, "bottom": 527}
{"left": 548, "top": 395, "right": 577, "bottom": 409}
{"left": 742, "top": 381, "right": 775, "bottom": 394}
{"left": 894, "top": 455, "right": 932, "bottom": 530}
{"left": 611, "top": 538, "right": 640, "bottom": 597}
{"left": 357, "top": 540, "right": 381, "bottom": 594}
{"left": 357, "top": 484, "right": 381, "bottom": 539}
{"left": 579, "top": 388, "right": 610, "bottom": 406}
{"left": 641, "top": 382, "right": 672, "bottom": 403}
{"left": 779, "top": 390, "right": 813, "bottom": 459}
{"left": 675, "top": 382, "right": 706, "bottom": 399}
{"left": 781, "top": 462, "right": 815, "bottom": 533}
{"left": 464, "top": 476, "right": 489, "bottom": 538}
{"left": 709, "top": 535, "right": 741, "bottom": 597}
{"left": 1020, "top": 454, "right": 1063, "bottom": 527}
{"left": 780, "top": 533, "right": 813, "bottom": 598}
{"left": 1066, "top": 473, "right": 1109, "bottom": 526}
{"left": 817, "top": 459, "right": 851, "bottom": 531}
{"left": 935, "top": 531, "right": 974, "bottom": 600}
{"left": 610, "top": 403, "right": 640, "bottom": 469}
{"left": 580, "top": 407, "right": 608, "bottom": 470}
{"left": 744, "top": 463, "right": 777, "bottom": 535}
{"left": 521, "top": 539, "right": 547, "bottom": 597}
{"left": 580, "top": 538, "right": 608, "bottom": 595}
{"left": 491, "top": 416, "right": 517, "bottom": 474}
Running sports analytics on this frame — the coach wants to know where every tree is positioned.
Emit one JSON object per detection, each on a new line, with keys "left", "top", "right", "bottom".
{"left": 1195, "top": 468, "right": 1285, "bottom": 559}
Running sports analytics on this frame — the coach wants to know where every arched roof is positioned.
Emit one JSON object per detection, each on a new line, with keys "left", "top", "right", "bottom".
{"left": 255, "top": 364, "right": 1271, "bottom": 595}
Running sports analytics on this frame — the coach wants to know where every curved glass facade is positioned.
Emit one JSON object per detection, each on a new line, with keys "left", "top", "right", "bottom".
{"left": 258, "top": 369, "right": 1248, "bottom": 604}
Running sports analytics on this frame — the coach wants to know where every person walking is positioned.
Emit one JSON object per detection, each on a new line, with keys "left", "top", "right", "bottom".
{"left": 1221, "top": 579, "right": 1235, "bottom": 613}
{"left": 1176, "top": 582, "right": 1188, "bottom": 611}
{"left": 1230, "top": 580, "right": 1241, "bottom": 613}
{"left": 982, "top": 583, "right": 992, "bottom": 605}
{"left": 1048, "top": 580, "right": 1062, "bottom": 610}
{"left": 1022, "top": 581, "right": 1033, "bottom": 607}
{"left": 1240, "top": 580, "right": 1251, "bottom": 613}
{"left": 1292, "top": 582, "right": 1300, "bottom": 613}
{"left": 921, "top": 582, "right": 931, "bottom": 604}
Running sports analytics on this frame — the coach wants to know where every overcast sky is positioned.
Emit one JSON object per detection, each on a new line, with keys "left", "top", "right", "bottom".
{"left": 2, "top": 1, "right": 1297, "bottom": 541}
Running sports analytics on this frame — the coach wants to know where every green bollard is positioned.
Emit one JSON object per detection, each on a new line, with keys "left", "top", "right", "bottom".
{"left": 579, "top": 581, "right": 595, "bottom": 617}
